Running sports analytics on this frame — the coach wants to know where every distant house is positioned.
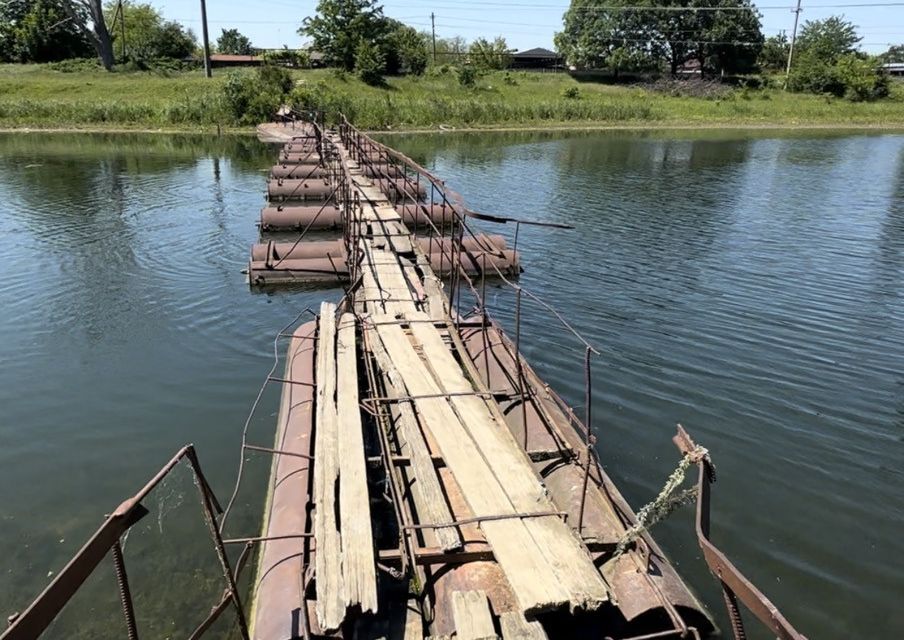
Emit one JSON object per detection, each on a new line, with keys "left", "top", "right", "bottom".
{"left": 882, "top": 62, "right": 904, "bottom": 76}
{"left": 510, "top": 47, "right": 562, "bottom": 70}
{"left": 209, "top": 54, "right": 261, "bottom": 67}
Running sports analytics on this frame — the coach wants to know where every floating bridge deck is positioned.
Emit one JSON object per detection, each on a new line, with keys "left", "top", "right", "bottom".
{"left": 249, "top": 120, "right": 712, "bottom": 640}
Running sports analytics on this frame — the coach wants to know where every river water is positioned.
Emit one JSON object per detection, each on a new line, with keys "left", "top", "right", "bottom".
{"left": 0, "top": 130, "right": 901, "bottom": 638}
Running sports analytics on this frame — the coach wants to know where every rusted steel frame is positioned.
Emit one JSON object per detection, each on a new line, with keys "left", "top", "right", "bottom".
{"left": 184, "top": 447, "right": 251, "bottom": 640}
{"left": 111, "top": 540, "right": 138, "bottom": 640}
{"left": 243, "top": 443, "right": 315, "bottom": 460}
{"left": 464, "top": 208, "right": 575, "bottom": 230}
{"left": 362, "top": 389, "right": 503, "bottom": 404}
{"left": 672, "top": 426, "right": 807, "bottom": 640}
{"left": 266, "top": 376, "right": 315, "bottom": 387}
{"left": 222, "top": 533, "right": 313, "bottom": 545}
{"left": 577, "top": 346, "right": 595, "bottom": 534}
{"left": 187, "top": 540, "right": 255, "bottom": 640}
{"left": 605, "top": 628, "right": 702, "bottom": 640}
{"left": 403, "top": 509, "right": 566, "bottom": 531}
{"left": 1, "top": 445, "right": 238, "bottom": 640}
{"left": 512, "top": 287, "right": 529, "bottom": 449}
{"left": 220, "top": 307, "right": 317, "bottom": 534}
{"left": 379, "top": 546, "right": 495, "bottom": 566}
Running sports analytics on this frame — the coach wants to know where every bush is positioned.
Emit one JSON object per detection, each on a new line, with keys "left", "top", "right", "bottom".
{"left": 789, "top": 52, "right": 889, "bottom": 101}
{"left": 355, "top": 40, "right": 385, "bottom": 86}
{"left": 47, "top": 58, "right": 102, "bottom": 73}
{"left": 502, "top": 72, "right": 518, "bottom": 86}
{"left": 221, "top": 65, "right": 294, "bottom": 124}
{"left": 458, "top": 65, "right": 477, "bottom": 88}
{"left": 561, "top": 86, "right": 580, "bottom": 99}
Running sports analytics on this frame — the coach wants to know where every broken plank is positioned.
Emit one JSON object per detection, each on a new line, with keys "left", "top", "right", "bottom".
{"left": 314, "top": 302, "right": 345, "bottom": 631}
{"left": 337, "top": 313, "right": 378, "bottom": 614}
{"left": 451, "top": 591, "right": 496, "bottom": 640}
{"left": 366, "top": 325, "right": 462, "bottom": 552}
{"left": 498, "top": 612, "right": 547, "bottom": 640}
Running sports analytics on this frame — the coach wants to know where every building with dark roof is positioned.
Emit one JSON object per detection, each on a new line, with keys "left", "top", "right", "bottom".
{"left": 510, "top": 47, "right": 562, "bottom": 70}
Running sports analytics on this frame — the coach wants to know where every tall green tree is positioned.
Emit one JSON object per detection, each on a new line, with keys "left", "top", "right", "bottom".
{"left": 759, "top": 32, "right": 789, "bottom": 71}
{"left": 690, "top": 0, "right": 763, "bottom": 75}
{"left": 433, "top": 35, "right": 467, "bottom": 65}
{"left": 879, "top": 44, "right": 904, "bottom": 63}
{"left": 556, "top": 0, "right": 655, "bottom": 71}
{"left": 796, "top": 15, "right": 860, "bottom": 63}
{"left": 0, "top": 0, "right": 93, "bottom": 62}
{"left": 216, "top": 27, "right": 252, "bottom": 55}
{"left": 383, "top": 21, "right": 427, "bottom": 74}
{"left": 299, "top": 0, "right": 386, "bottom": 71}
{"left": 105, "top": 1, "right": 195, "bottom": 61}
{"left": 469, "top": 36, "right": 513, "bottom": 70}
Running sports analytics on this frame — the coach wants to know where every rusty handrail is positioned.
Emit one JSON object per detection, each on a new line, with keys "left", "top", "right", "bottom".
{"left": 2, "top": 445, "right": 249, "bottom": 640}
{"left": 673, "top": 426, "right": 808, "bottom": 640}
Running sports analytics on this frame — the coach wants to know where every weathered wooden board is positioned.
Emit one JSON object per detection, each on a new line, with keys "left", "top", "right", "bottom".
{"left": 451, "top": 590, "right": 497, "bottom": 640}
{"left": 337, "top": 313, "right": 378, "bottom": 614}
{"left": 366, "top": 325, "right": 462, "bottom": 552}
{"left": 313, "top": 302, "right": 345, "bottom": 631}
{"left": 408, "top": 316, "right": 609, "bottom": 611}
{"left": 372, "top": 319, "right": 571, "bottom": 614}
{"left": 498, "top": 612, "right": 547, "bottom": 639}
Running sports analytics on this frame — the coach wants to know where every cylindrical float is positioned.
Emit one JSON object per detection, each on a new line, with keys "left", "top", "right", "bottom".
{"left": 375, "top": 178, "right": 428, "bottom": 202}
{"left": 260, "top": 204, "right": 343, "bottom": 230}
{"left": 279, "top": 151, "right": 322, "bottom": 164}
{"left": 270, "top": 164, "right": 330, "bottom": 179}
{"left": 267, "top": 178, "right": 335, "bottom": 201}
{"left": 248, "top": 247, "right": 519, "bottom": 284}
{"left": 250, "top": 235, "right": 507, "bottom": 263}
{"left": 397, "top": 203, "right": 456, "bottom": 228}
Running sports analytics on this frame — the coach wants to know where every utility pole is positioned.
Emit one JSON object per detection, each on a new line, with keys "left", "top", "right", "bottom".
{"left": 200, "top": 0, "right": 212, "bottom": 77}
{"left": 784, "top": 0, "right": 802, "bottom": 85}
{"left": 118, "top": 0, "right": 126, "bottom": 63}
{"left": 431, "top": 12, "right": 436, "bottom": 63}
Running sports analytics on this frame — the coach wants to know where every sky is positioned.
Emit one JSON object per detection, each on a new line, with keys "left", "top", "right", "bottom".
{"left": 156, "top": 0, "right": 904, "bottom": 55}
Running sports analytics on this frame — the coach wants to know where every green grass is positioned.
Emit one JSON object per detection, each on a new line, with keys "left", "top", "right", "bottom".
{"left": 2, "top": 63, "right": 904, "bottom": 132}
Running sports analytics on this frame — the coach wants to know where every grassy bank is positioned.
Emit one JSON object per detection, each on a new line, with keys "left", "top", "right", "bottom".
{"left": 2, "top": 63, "right": 904, "bottom": 132}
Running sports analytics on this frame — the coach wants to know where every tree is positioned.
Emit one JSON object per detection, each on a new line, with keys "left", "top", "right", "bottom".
{"left": 433, "top": 35, "right": 467, "bottom": 65}
{"left": 556, "top": 0, "right": 655, "bottom": 72}
{"left": 796, "top": 15, "right": 860, "bottom": 64}
{"left": 0, "top": 0, "right": 93, "bottom": 62}
{"left": 469, "top": 36, "right": 512, "bottom": 70}
{"left": 384, "top": 22, "right": 427, "bottom": 74}
{"left": 691, "top": 0, "right": 763, "bottom": 75}
{"left": 65, "top": 0, "right": 115, "bottom": 69}
{"left": 879, "top": 44, "right": 904, "bottom": 63}
{"left": 300, "top": 0, "right": 386, "bottom": 71}
{"left": 355, "top": 38, "right": 384, "bottom": 84}
{"left": 556, "top": 0, "right": 763, "bottom": 76}
{"left": 759, "top": 32, "right": 789, "bottom": 71}
{"left": 216, "top": 28, "right": 252, "bottom": 55}
{"left": 104, "top": 1, "right": 195, "bottom": 62}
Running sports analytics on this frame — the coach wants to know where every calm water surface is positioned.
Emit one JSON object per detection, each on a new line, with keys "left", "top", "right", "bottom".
{"left": 0, "top": 130, "right": 902, "bottom": 638}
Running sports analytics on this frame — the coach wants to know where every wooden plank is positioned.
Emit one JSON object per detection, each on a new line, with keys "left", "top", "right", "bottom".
{"left": 366, "top": 326, "right": 462, "bottom": 552}
{"left": 451, "top": 590, "right": 497, "bottom": 640}
{"left": 313, "top": 302, "right": 345, "bottom": 631}
{"left": 372, "top": 320, "right": 570, "bottom": 614}
{"left": 406, "top": 316, "right": 609, "bottom": 611}
{"left": 498, "top": 612, "right": 547, "bottom": 640}
{"left": 337, "top": 313, "right": 378, "bottom": 614}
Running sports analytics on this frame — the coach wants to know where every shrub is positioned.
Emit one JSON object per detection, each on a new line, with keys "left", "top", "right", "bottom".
{"left": 221, "top": 65, "right": 294, "bottom": 124}
{"left": 789, "top": 51, "right": 889, "bottom": 101}
{"left": 458, "top": 65, "right": 477, "bottom": 88}
{"left": 356, "top": 40, "right": 385, "bottom": 86}
{"left": 47, "top": 58, "right": 102, "bottom": 73}
{"left": 502, "top": 72, "right": 518, "bottom": 86}
{"left": 561, "top": 86, "right": 580, "bottom": 99}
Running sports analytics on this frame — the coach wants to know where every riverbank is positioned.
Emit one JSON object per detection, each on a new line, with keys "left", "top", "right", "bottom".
{"left": 2, "top": 63, "right": 904, "bottom": 131}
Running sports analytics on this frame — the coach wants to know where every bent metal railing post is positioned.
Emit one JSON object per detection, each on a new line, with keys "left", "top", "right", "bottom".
{"left": 2, "top": 445, "right": 250, "bottom": 640}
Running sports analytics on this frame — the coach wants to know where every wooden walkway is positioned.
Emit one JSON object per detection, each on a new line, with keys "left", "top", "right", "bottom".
{"left": 303, "top": 131, "right": 609, "bottom": 634}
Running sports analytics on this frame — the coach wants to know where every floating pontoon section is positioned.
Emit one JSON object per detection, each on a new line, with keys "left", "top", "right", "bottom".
{"left": 248, "top": 120, "right": 720, "bottom": 640}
